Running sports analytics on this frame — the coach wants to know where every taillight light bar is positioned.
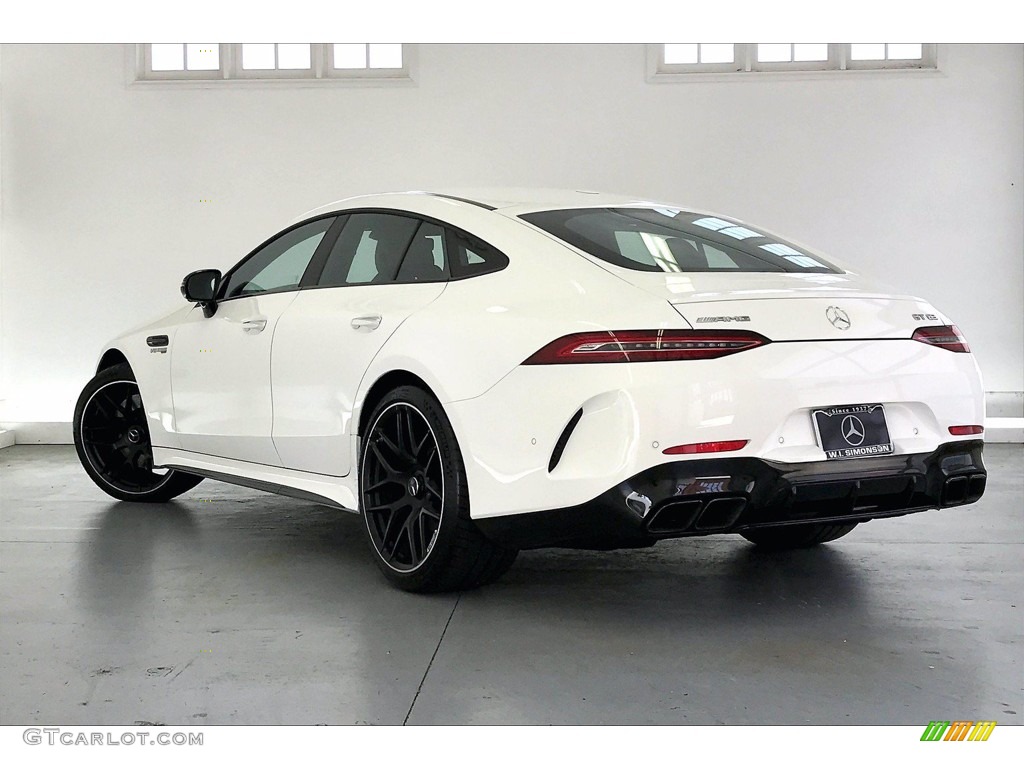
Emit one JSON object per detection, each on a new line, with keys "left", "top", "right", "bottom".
{"left": 912, "top": 325, "right": 970, "bottom": 353}
{"left": 523, "top": 330, "right": 770, "bottom": 365}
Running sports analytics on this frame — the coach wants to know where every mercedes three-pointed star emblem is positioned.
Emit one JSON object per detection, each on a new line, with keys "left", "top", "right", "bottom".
{"left": 826, "top": 305, "right": 851, "bottom": 330}
{"left": 841, "top": 415, "right": 866, "bottom": 446}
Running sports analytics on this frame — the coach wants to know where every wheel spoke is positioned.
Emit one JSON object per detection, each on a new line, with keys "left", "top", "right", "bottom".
{"left": 370, "top": 440, "right": 400, "bottom": 475}
{"left": 404, "top": 517, "right": 419, "bottom": 564}
{"left": 382, "top": 505, "right": 406, "bottom": 550}
{"left": 400, "top": 408, "right": 418, "bottom": 455}
{"left": 364, "top": 477, "right": 403, "bottom": 495}
{"left": 423, "top": 475, "right": 442, "bottom": 502}
{"left": 376, "top": 428, "right": 403, "bottom": 459}
{"left": 393, "top": 408, "right": 406, "bottom": 454}
{"left": 83, "top": 427, "right": 123, "bottom": 447}
{"left": 423, "top": 445, "right": 438, "bottom": 474}
{"left": 414, "top": 430, "right": 432, "bottom": 461}
{"left": 98, "top": 390, "right": 129, "bottom": 421}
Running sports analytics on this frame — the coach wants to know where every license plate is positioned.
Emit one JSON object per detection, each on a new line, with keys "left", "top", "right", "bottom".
{"left": 811, "top": 404, "right": 893, "bottom": 460}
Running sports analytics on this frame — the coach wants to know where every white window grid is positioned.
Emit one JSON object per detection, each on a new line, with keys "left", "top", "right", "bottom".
{"left": 136, "top": 44, "right": 412, "bottom": 83}
{"left": 650, "top": 44, "right": 938, "bottom": 78}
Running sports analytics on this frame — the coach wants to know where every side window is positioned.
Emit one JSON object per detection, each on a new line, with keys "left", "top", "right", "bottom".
{"left": 396, "top": 221, "right": 449, "bottom": 283}
{"left": 317, "top": 213, "right": 420, "bottom": 288}
{"left": 222, "top": 218, "right": 333, "bottom": 299}
{"left": 448, "top": 229, "right": 509, "bottom": 279}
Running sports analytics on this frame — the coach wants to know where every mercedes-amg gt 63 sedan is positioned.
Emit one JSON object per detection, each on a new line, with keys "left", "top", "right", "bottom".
{"left": 73, "top": 190, "right": 987, "bottom": 591}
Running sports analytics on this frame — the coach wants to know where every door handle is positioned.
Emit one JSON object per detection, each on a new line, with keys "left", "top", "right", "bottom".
{"left": 242, "top": 318, "right": 267, "bottom": 334}
{"left": 351, "top": 315, "right": 382, "bottom": 331}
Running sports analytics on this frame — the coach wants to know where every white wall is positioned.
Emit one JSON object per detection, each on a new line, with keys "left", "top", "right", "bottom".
{"left": 1, "top": 43, "right": 1022, "bottom": 427}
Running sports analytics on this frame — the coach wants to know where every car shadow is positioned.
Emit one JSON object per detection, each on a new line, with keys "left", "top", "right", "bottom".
{"left": 78, "top": 501, "right": 200, "bottom": 615}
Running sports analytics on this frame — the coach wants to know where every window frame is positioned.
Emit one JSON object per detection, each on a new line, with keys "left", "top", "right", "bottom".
{"left": 300, "top": 208, "right": 511, "bottom": 288}
{"left": 444, "top": 228, "right": 511, "bottom": 281}
{"left": 648, "top": 43, "right": 938, "bottom": 81}
{"left": 214, "top": 207, "right": 511, "bottom": 301}
{"left": 216, "top": 214, "right": 342, "bottom": 304}
{"left": 141, "top": 43, "right": 228, "bottom": 81}
{"left": 518, "top": 208, "right": 842, "bottom": 275}
{"left": 234, "top": 44, "right": 318, "bottom": 80}
{"left": 312, "top": 211, "right": 425, "bottom": 289}
{"left": 396, "top": 221, "right": 452, "bottom": 284}
{"left": 133, "top": 44, "right": 414, "bottom": 86}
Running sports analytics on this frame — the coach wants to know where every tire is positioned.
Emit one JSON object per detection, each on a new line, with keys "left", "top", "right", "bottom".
{"left": 359, "top": 385, "right": 518, "bottom": 592}
{"left": 73, "top": 363, "right": 202, "bottom": 503}
{"left": 741, "top": 522, "right": 859, "bottom": 550}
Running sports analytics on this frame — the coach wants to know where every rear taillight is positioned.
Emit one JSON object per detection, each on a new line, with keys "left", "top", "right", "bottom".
{"left": 523, "top": 330, "right": 769, "bottom": 364}
{"left": 912, "top": 325, "right": 970, "bottom": 353}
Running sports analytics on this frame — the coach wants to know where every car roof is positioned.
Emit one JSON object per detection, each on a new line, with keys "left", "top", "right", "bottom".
{"left": 427, "top": 188, "right": 677, "bottom": 212}
{"left": 293, "top": 189, "right": 687, "bottom": 224}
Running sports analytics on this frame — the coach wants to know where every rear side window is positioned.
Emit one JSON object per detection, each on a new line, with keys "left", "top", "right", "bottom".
{"left": 521, "top": 208, "right": 841, "bottom": 274}
{"left": 447, "top": 229, "right": 509, "bottom": 279}
{"left": 317, "top": 212, "right": 420, "bottom": 287}
{"left": 396, "top": 221, "right": 449, "bottom": 283}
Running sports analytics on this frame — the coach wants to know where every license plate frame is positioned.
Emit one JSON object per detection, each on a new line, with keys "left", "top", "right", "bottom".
{"left": 811, "top": 403, "right": 894, "bottom": 460}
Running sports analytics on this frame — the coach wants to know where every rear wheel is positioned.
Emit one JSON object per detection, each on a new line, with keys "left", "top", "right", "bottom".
{"left": 359, "top": 385, "right": 518, "bottom": 592}
{"left": 741, "top": 522, "right": 858, "bottom": 550}
{"left": 73, "top": 363, "right": 202, "bottom": 502}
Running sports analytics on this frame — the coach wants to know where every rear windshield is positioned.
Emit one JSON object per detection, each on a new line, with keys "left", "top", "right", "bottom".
{"left": 520, "top": 208, "right": 841, "bottom": 274}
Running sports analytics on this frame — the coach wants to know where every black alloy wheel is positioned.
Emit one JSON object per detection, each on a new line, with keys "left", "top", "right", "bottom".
{"left": 73, "top": 363, "right": 202, "bottom": 502}
{"left": 362, "top": 401, "right": 444, "bottom": 572}
{"left": 359, "top": 385, "right": 518, "bottom": 592}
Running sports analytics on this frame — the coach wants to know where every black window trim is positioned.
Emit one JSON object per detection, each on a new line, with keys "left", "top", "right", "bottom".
{"left": 443, "top": 225, "right": 510, "bottom": 281}
{"left": 518, "top": 207, "right": 841, "bottom": 275}
{"left": 215, "top": 213, "right": 343, "bottom": 304}
{"left": 395, "top": 220, "right": 452, "bottom": 284}
{"left": 301, "top": 207, "right": 510, "bottom": 288}
{"left": 216, "top": 207, "right": 510, "bottom": 302}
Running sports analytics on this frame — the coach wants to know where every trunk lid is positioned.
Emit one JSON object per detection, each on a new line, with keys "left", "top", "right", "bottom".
{"left": 626, "top": 271, "right": 947, "bottom": 340}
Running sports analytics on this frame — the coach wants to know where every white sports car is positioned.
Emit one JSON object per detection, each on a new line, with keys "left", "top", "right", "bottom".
{"left": 73, "top": 190, "right": 987, "bottom": 591}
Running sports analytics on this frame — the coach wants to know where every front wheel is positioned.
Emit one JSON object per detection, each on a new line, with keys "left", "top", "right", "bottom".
{"left": 741, "top": 522, "right": 859, "bottom": 550}
{"left": 73, "top": 363, "right": 202, "bottom": 503}
{"left": 359, "top": 385, "right": 518, "bottom": 592}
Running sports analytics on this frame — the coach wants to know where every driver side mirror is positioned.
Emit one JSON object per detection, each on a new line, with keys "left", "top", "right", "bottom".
{"left": 181, "top": 269, "right": 222, "bottom": 318}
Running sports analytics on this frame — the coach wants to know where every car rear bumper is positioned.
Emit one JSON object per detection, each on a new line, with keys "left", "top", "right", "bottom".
{"left": 474, "top": 440, "right": 986, "bottom": 550}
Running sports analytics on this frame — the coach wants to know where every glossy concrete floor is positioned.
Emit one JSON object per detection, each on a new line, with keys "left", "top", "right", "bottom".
{"left": 1, "top": 445, "right": 1021, "bottom": 726}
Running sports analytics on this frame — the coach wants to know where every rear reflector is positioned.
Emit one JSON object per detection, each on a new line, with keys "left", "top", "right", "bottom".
{"left": 912, "top": 325, "right": 970, "bottom": 353}
{"left": 523, "top": 330, "right": 769, "bottom": 364}
{"left": 948, "top": 425, "right": 984, "bottom": 436}
{"left": 663, "top": 440, "right": 749, "bottom": 455}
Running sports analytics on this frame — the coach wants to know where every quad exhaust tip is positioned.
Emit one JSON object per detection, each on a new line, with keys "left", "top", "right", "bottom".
{"left": 942, "top": 474, "right": 986, "bottom": 506}
{"left": 647, "top": 496, "right": 748, "bottom": 535}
